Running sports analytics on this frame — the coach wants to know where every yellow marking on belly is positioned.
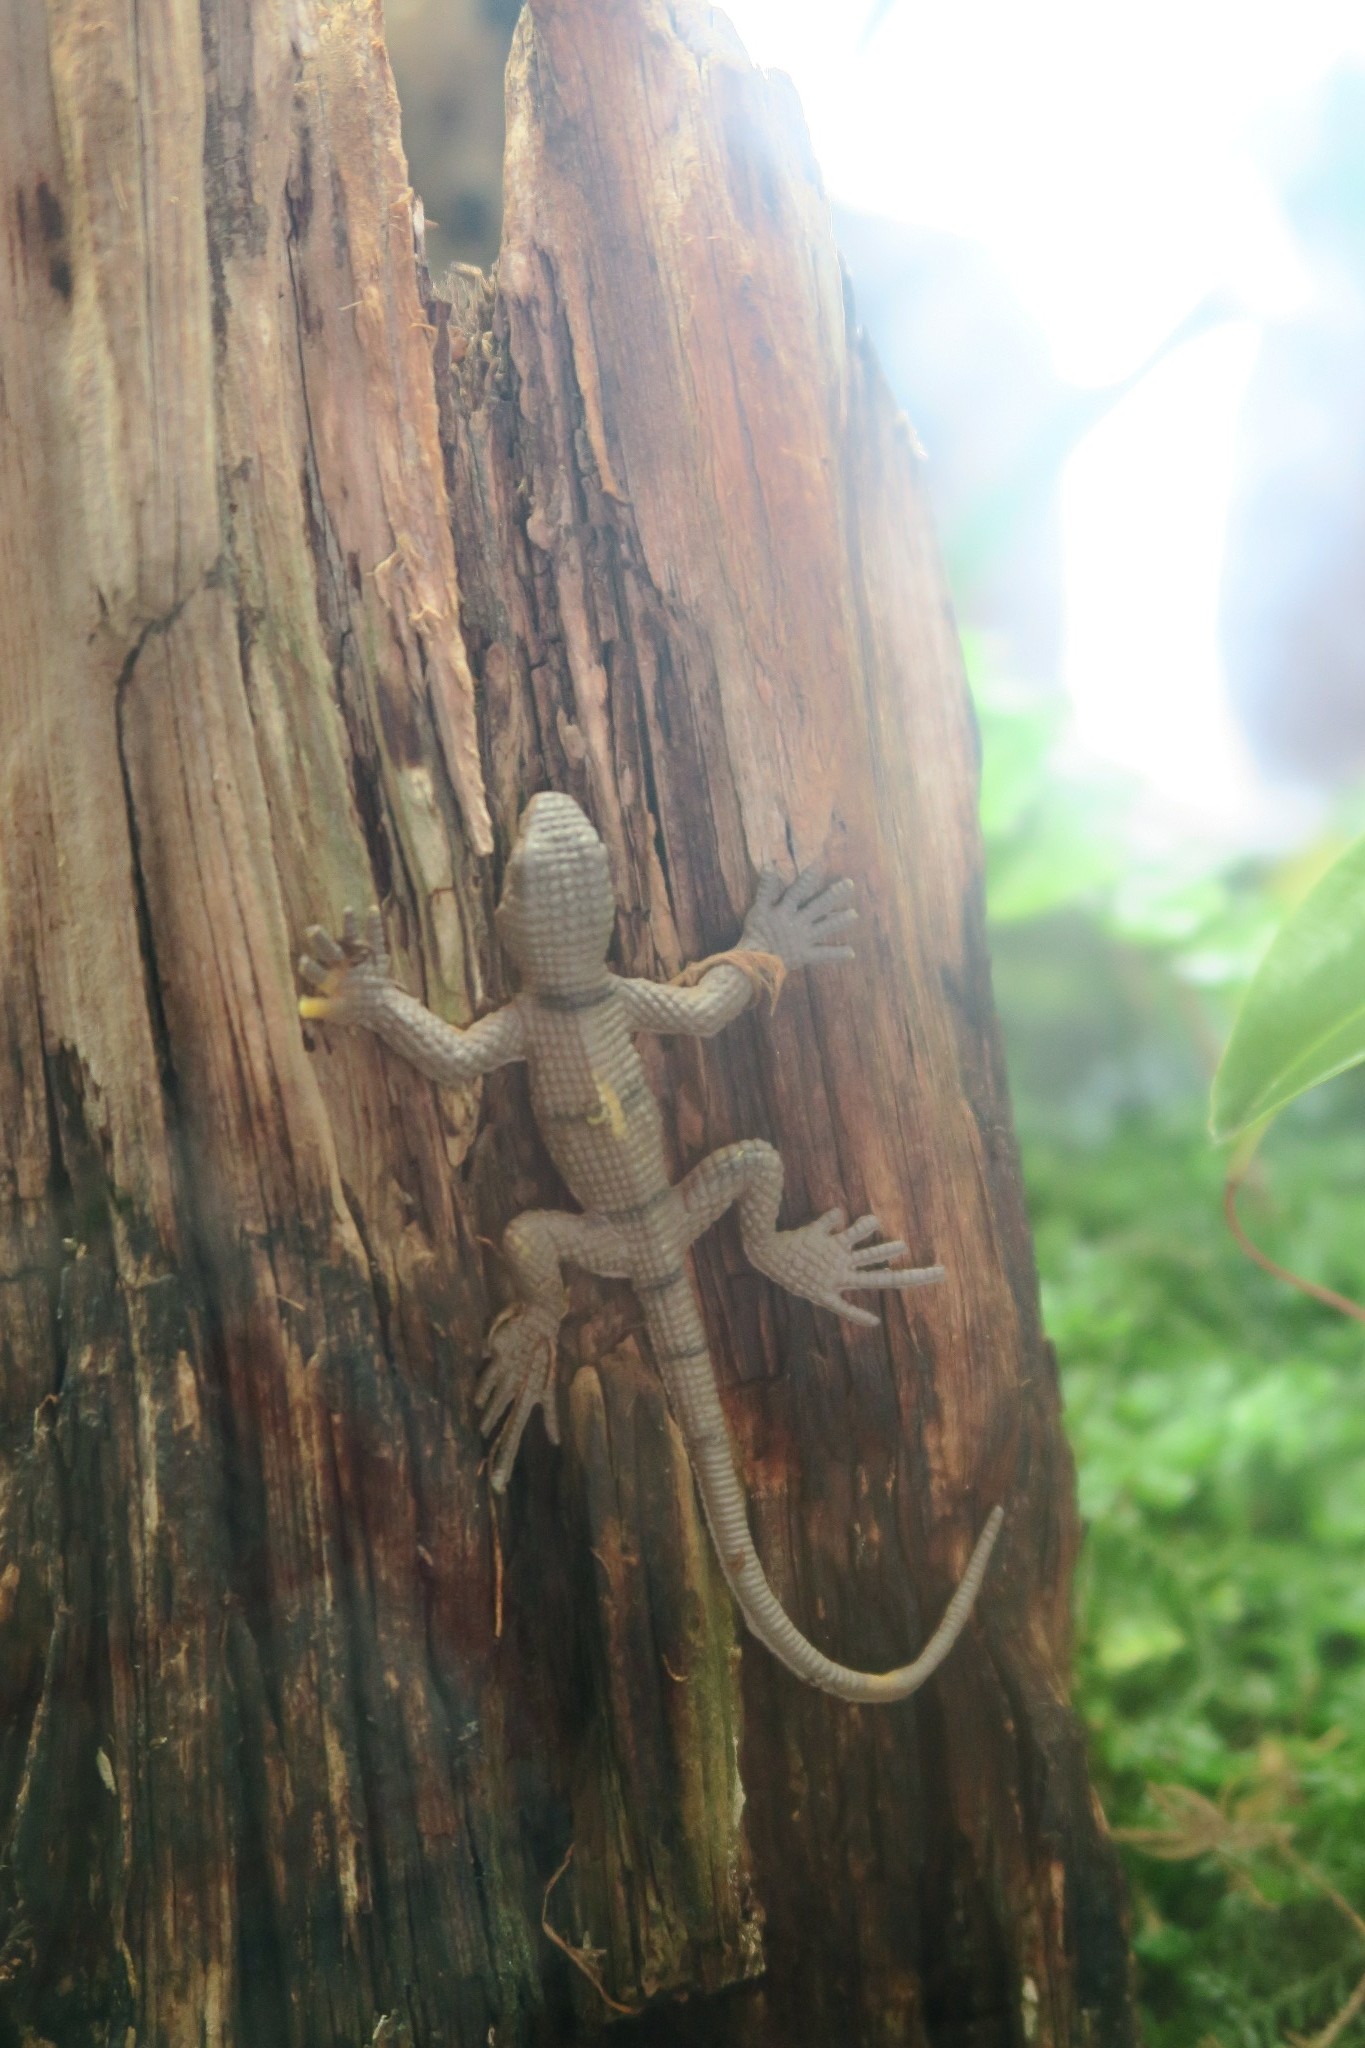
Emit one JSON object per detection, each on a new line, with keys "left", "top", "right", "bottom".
{"left": 585, "top": 1078, "right": 628, "bottom": 1140}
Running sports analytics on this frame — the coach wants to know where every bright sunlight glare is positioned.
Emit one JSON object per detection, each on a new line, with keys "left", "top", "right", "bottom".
{"left": 722, "top": 0, "right": 1365, "bottom": 842}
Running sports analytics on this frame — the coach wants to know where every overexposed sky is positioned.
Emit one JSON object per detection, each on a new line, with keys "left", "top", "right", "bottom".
{"left": 723, "top": 0, "right": 1365, "bottom": 839}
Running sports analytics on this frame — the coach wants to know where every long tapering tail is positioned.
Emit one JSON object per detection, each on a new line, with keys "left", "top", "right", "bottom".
{"left": 647, "top": 1284, "right": 1002, "bottom": 1704}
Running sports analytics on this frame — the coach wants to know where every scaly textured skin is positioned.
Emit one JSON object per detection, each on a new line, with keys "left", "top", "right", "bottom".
{"left": 299, "top": 792, "right": 1003, "bottom": 1702}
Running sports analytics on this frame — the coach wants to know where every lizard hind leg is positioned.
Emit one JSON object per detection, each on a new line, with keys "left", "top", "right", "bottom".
{"left": 480, "top": 1208, "right": 629, "bottom": 1490}
{"left": 678, "top": 1139, "right": 942, "bottom": 1326}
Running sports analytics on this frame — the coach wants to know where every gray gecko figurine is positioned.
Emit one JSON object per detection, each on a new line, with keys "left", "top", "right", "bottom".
{"left": 299, "top": 791, "right": 1002, "bottom": 1702}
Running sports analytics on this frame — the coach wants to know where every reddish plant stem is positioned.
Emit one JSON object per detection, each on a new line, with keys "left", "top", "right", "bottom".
{"left": 1224, "top": 1177, "right": 1365, "bottom": 1325}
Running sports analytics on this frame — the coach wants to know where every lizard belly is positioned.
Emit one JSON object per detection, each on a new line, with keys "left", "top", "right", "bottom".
{"left": 525, "top": 990, "right": 674, "bottom": 1223}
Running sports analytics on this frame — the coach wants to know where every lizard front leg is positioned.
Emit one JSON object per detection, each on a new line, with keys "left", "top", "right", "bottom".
{"left": 679, "top": 1140, "right": 942, "bottom": 1326}
{"left": 480, "top": 1209, "right": 630, "bottom": 1490}
{"left": 617, "top": 864, "right": 860, "bottom": 1037}
{"left": 299, "top": 908, "right": 525, "bottom": 1084}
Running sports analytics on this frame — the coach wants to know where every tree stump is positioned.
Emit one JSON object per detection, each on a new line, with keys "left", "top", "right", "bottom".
{"left": 0, "top": 0, "right": 1135, "bottom": 2042}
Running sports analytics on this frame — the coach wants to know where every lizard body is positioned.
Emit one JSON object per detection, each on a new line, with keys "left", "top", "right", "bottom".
{"left": 300, "top": 792, "right": 1002, "bottom": 1702}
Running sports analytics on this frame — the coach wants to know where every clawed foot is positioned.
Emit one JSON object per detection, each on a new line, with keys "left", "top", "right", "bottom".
{"left": 298, "top": 908, "right": 394, "bottom": 1025}
{"left": 740, "top": 865, "right": 858, "bottom": 971}
{"left": 759, "top": 1210, "right": 943, "bottom": 1328}
{"left": 477, "top": 1304, "right": 561, "bottom": 1490}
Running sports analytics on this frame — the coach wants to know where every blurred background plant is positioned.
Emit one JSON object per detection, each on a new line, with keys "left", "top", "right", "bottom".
{"left": 978, "top": 663, "right": 1365, "bottom": 2046}
{"left": 386, "top": 3, "right": 1365, "bottom": 2037}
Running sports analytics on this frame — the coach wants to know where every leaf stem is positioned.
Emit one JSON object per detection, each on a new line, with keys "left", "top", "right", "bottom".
{"left": 1223, "top": 1177, "right": 1365, "bottom": 1325}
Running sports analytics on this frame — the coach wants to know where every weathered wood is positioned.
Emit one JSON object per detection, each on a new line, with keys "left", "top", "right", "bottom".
{"left": 0, "top": 0, "right": 1135, "bottom": 2041}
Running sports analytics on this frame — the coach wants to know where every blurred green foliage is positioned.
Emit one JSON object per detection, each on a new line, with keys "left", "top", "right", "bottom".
{"left": 975, "top": 661, "right": 1365, "bottom": 2047}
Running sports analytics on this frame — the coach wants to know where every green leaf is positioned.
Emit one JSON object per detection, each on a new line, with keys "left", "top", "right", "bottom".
{"left": 1210, "top": 832, "right": 1365, "bottom": 1143}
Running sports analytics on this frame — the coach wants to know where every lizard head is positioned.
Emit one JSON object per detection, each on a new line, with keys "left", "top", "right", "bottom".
{"left": 496, "top": 792, "right": 616, "bottom": 994}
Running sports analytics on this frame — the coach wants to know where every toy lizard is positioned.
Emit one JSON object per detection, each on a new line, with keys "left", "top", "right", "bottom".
{"left": 299, "top": 792, "right": 1002, "bottom": 1702}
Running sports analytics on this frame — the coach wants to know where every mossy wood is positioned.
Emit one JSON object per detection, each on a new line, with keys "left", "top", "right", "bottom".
{"left": 0, "top": 0, "right": 1135, "bottom": 2041}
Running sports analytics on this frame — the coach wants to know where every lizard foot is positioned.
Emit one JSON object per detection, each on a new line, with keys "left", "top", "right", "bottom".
{"left": 757, "top": 1209, "right": 943, "bottom": 1328}
{"left": 298, "top": 908, "right": 395, "bottom": 1025}
{"left": 740, "top": 867, "right": 859, "bottom": 971}
{"left": 477, "top": 1304, "right": 561, "bottom": 1490}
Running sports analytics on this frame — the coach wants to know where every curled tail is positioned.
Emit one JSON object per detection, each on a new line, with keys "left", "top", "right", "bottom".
{"left": 647, "top": 1284, "right": 1002, "bottom": 1704}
